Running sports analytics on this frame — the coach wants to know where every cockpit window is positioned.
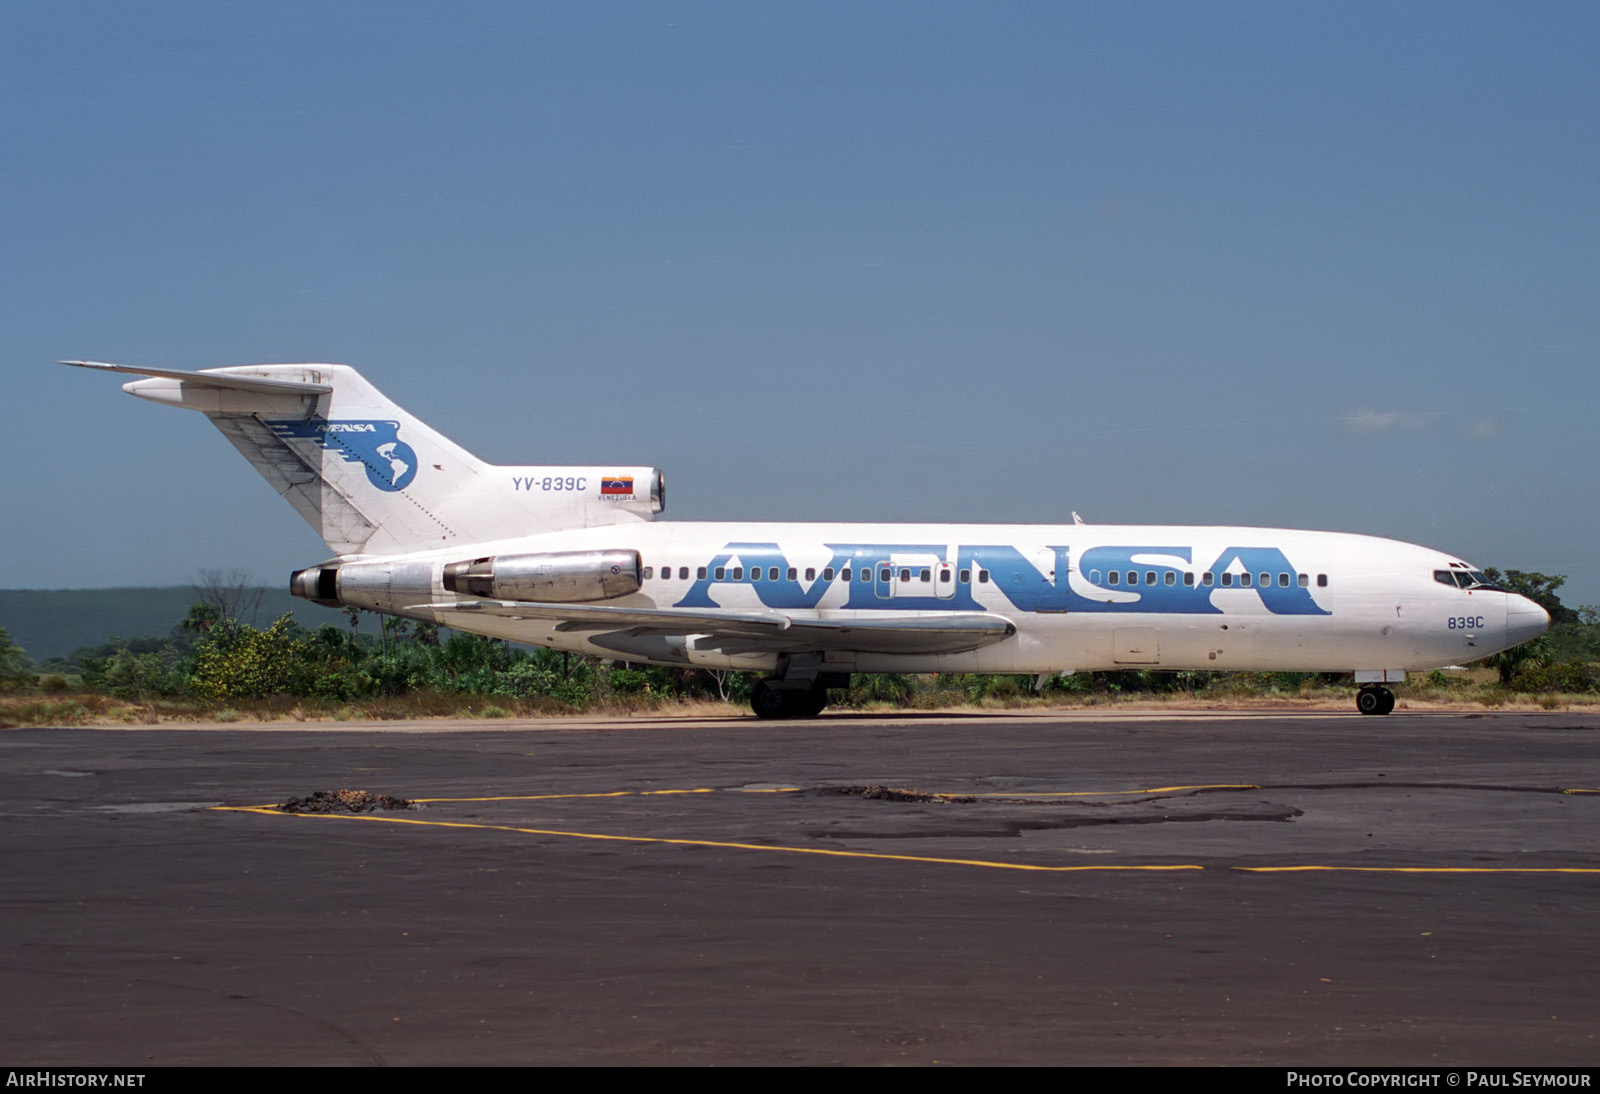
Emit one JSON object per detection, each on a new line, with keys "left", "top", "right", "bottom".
{"left": 1435, "top": 568, "right": 1506, "bottom": 592}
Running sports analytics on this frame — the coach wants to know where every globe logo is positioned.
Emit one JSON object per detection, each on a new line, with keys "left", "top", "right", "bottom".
{"left": 265, "top": 418, "right": 420, "bottom": 493}
{"left": 374, "top": 439, "right": 418, "bottom": 491}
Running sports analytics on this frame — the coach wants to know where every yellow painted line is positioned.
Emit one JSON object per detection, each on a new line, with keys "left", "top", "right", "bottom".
{"left": 218, "top": 807, "right": 1600, "bottom": 876}
{"left": 245, "top": 784, "right": 1255, "bottom": 809}
{"left": 1234, "top": 866, "right": 1600, "bottom": 875}
{"left": 414, "top": 791, "right": 636, "bottom": 803}
{"left": 412, "top": 788, "right": 725, "bottom": 804}
{"left": 969, "top": 783, "right": 1260, "bottom": 798}
{"left": 241, "top": 787, "right": 743, "bottom": 808}
{"left": 420, "top": 784, "right": 1256, "bottom": 804}
{"left": 214, "top": 806, "right": 1201, "bottom": 873}
{"left": 214, "top": 781, "right": 1599, "bottom": 877}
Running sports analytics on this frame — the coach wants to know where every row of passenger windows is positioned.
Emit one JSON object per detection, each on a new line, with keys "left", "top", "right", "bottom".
{"left": 639, "top": 564, "right": 1329, "bottom": 589}
{"left": 642, "top": 565, "right": 991, "bottom": 584}
{"left": 1096, "top": 570, "right": 1329, "bottom": 589}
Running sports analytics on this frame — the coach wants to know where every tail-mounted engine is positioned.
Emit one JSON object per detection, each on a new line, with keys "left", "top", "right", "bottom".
{"left": 442, "top": 549, "right": 641, "bottom": 603}
{"left": 290, "top": 563, "right": 342, "bottom": 607}
{"left": 291, "top": 548, "right": 642, "bottom": 616}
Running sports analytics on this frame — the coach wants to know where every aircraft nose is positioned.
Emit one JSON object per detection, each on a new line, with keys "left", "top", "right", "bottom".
{"left": 1505, "top": 595, "right": 1550, "bottom": 648}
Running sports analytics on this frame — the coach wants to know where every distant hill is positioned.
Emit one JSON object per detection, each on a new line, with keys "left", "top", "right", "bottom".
{"left": 0, "top": 587, "right": 340, "bottom": 664}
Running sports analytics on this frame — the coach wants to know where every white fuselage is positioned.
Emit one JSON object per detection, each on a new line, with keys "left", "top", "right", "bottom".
{"left": 338, "top": 521, "right": 1550, "bottom": 675}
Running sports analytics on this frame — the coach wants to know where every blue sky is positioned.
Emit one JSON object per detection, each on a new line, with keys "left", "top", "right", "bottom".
{"left": 5, "top": 2, "right": 1597, "bottom": 608}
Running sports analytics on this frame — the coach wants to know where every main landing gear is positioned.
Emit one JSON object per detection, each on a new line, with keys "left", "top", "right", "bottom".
{"left": 1356, "top": 685, "right": 1395, "bottom": 716}
{"left": 750, "top": 679, "right": 831, "bottom": 720}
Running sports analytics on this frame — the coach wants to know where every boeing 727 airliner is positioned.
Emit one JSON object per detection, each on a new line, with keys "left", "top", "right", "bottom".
{"left": 65, "top": 360, "right": 1550, "bottom": 717}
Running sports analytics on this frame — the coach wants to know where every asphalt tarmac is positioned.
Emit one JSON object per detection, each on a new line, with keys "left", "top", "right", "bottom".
{"left": 3, "top": 709, "right": 1598, "bottom": 1066}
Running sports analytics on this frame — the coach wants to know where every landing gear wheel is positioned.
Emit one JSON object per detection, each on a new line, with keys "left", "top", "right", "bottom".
{"left": 794, "top": 686, "right": 828, "bottom": 717}
{"left": 1356, "top": 685, "right": 1395, "bottom": 716}
{"left": 750, "top": 680, "right": 791, "bottom": 720}
{"left": 750, "top": 680, "right": 829, "bottom": 719}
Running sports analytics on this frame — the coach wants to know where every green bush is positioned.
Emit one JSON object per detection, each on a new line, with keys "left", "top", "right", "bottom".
{"left": 846, "top": 673, "right": 912, "bottom": 706}
{"left": 189, "top": 616, "right": 307, "bottom": 701}
{"left": 80, "top": 647, "right": 187, "bottom": 699}
{"left": 1509, "top": 660, "right": 1600, "bottom": 694}
{"left": 605, "top": 668, "right": 650, "bottom": 695}
{"left": 0, "top": 627, "right": 33, "bottom": 689}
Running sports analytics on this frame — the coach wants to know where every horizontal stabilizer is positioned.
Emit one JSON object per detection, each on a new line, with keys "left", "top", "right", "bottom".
{"left": 58, "top": 360, "right": 332, "bottom": 396}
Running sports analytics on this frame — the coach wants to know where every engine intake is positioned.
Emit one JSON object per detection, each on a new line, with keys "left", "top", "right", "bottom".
{"left": 442, "top": 549, "right": 641, "bottom": 603}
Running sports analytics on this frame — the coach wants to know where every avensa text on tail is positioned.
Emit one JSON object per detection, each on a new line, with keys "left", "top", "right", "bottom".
{"left": 63, "top": 360, "right": 1550, "bottom": 718}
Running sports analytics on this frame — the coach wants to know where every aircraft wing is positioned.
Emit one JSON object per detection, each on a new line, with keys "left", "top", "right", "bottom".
{"left": 418, "top": 600, "right": 1016, "bottom": 655}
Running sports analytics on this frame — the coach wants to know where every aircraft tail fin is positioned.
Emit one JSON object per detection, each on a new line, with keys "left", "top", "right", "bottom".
{"left": 63, "top": 361, "right": 664, "bottom": 556}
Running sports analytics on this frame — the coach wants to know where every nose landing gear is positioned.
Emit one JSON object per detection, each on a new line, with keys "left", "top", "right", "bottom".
{"left": 1356, "top": 685, "right": 1395, "bottom": 716}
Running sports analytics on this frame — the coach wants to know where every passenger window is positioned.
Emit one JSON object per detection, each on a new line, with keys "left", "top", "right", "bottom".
{"left": 714, "top": 567, "right": 725, "bottom": 580}
{"left": 1202, "top": 572, "right": 1213, "bottom": 586}
{"left": 1258, "top": 573, "right": 1269, "bottom": 587}
{"left": 1165, "top": 572, "right": 1176, "bottom": 586}
{"left": 939, "top": 569, "right": 951, "bottom": 583}
{"left": 1108, "top": 571, "right": 1120, "bottom": 585}
{"left": 1090, "top": 569, "right": 1101, "bottom": 583}
{"left": 732, "top": 567, "right": 743, "bottom": 580}
{"left": 806, "top": 568, "right": 816, "bottom": 581}
{"left": 1241, "top": 573, "right": 1253, "bottom": 587}
{"left": 1318, "top": 574, "right": 1328, "bottom": 587}
{"left": 842, "top": 568, "right": 852, "bottom": 581}
{"left": 771, "top": 567, "right": 780, "bottom": 581}
{"left": 1127, "top": 571, "right": 1137, "bottom": 585}
{"left": 899, "top": 568, "right": 911, "bottom": 582}
{"left": 1183, "top": 572, "right": 1194, "bottom": 586}
{"left": 821, "top": 568, "right": 833, "bottom": 581}
{"left": 1298, "top": 573, "right": 1308, "bottom": 587}
{"left": 1221, "top": 573, "right": 1233, "bottom": 587}
{"left": 643, "top": 566, "right": 653, "bottom": 579}
{"left": 979, "top": 570, "right": 990, "bottom": 583}
{"left": 786, "top": 567, "right": 796, "bottom": 581}
{"left": 1279, "top": 573, "right": 1289, "bottom": 587}
{"left": 750, "top": 568, "right": 760, "bottom": 582}
{"left": 920, "top": 568, "right": 931, "bottom": 582}
{"left": 881, "top": 568, "right": 892, "bottom": 582}
{"left": 959, "top": 569, "right": 971, "bottom": 583}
